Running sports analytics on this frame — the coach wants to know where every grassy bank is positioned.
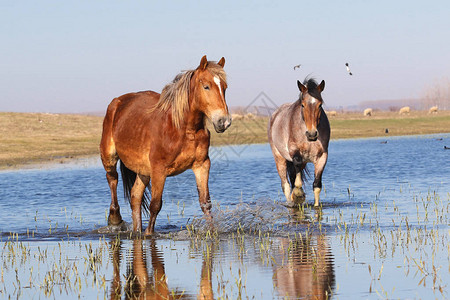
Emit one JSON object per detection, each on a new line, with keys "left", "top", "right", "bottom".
{"left": 325, "top": 110, "right": 450, "bottom": 139}
{"left": 1, "top": 111, "right": 449, "bottom": 169}
{"left": 210, "top": 110, "right": 450, "bottom": 144}
{"left": 0, "top": 112, "right": 103, "bottom": 169}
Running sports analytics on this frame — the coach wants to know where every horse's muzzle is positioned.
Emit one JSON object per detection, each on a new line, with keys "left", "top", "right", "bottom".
{"left": 213, "top": 115, "right": 232, "bottom": 133}
{"left": 306, "top": 130, "right": 318, "bottom": 141}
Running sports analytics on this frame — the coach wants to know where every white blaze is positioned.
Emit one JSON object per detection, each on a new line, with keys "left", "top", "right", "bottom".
{"left": 214, "top": 76, "right": 223, "bottom": 98}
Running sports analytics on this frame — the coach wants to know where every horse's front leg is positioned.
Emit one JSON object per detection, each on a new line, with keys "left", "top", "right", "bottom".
{"left": 192, "top": 158, "right": 212, "bottom": 216}
{"left": 272, "top": 153, "right": 293, "bottom": 205}
{"left": 144, "top": 172, "right": 166, "bottom": 235}
{"left": 313, "top": 152, "right": 328, "bottom": 207}
{"left": 291, "top": 154, "right": 306, "bottom": 202}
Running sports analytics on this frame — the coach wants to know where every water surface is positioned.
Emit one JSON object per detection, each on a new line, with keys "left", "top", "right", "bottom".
{"left": 0, "top": 134, "right": 449, "bottom": 299}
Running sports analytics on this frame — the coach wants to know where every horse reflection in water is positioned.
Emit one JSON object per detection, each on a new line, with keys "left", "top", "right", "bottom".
{"left": 108, "top": 239, "right": 213, "bottom": 299}
{"left": 273, "top": 234, "right": 335, "bottom": 299}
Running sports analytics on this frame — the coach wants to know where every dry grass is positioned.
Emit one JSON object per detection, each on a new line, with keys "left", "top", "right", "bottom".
{"left": 0, "top": 112, "right": 103, "bottom": 169}
{"left": 1, "top": 110, "right": 449, "bottom": 169}
{"left": 210, "top": 110, "right": 450, "bottom": 144}
{"left": 328, "top": 110, "right": 450, "bottom": 139}
{"left": 209, "top": 117, "right": 268, "bottom": 146}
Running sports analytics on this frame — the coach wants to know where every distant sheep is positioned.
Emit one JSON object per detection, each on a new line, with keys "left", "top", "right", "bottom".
{"left": 399, "top": 106, "right": 410, "bottom": 115}
{"left": 428, "top": 106, "right": 438, "bottom": 114}
{"left": 231, "top": 113, "right": 244, "bottom": 121}
{"left": 326, "top": 110, "right": 337, "bottom": 116}
{"left": 244, "top": 113, "right": 256, "bottom": 120}
{"left": 363, "top": 108, "right": 372, "bottom": 116}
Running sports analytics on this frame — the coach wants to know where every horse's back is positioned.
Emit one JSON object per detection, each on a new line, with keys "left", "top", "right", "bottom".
{"left": 111, "top": 91, "right": 159, "bottom": 119}
{"left": 102, "top": 91, "right": 160, "bottom": 142}
{"left": 268, "top": 103, "right": 294, "bottom": 160}
{"left": 268, "top": 103, "right": 292, "bottom": 136}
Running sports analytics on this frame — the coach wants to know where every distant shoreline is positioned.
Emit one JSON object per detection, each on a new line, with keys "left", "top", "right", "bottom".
{"left": 1, "top": 111, "right": 449, "bottom": 170}
{"left": 2, "top": 132, "right": 449, "bottom": 172}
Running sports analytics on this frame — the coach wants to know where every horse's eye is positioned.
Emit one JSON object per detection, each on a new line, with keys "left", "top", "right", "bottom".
{"left": 301, "top": 104, "right": 304, "bottom": 108}
{"left": 204, "top": 86, "right": 210, "bottom": 90}
{"left": 319, "top": 104, "right": 322, "bottom": 108}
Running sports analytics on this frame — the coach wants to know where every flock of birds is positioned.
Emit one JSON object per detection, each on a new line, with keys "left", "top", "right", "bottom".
{"left": 292, "top": 62, "right": 353, "bottom": 76}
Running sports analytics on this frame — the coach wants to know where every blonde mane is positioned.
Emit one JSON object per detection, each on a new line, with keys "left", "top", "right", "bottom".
{"left": 153, "top": 62, "right": 227, "bottom": 128}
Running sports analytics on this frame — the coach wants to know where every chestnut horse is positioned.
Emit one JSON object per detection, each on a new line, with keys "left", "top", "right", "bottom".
{"left": 268, "top": 78, "right": 330, "bottom": 207}
{"left": 100, "top": 56, "right": 231, "bottom": 235}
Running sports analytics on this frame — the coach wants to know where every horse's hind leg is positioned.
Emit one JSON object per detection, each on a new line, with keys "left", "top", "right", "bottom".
{"left": 313, "top": 152, "right": 328, "bottom": 207}
{"left": 145, "top": 171, "right": 167, "bottom": 235}
{"left": 100, "top": 123, "right": 123, "bottom": 226}
{"left": 105, "top": 167, "right": 123, "bottom": 225}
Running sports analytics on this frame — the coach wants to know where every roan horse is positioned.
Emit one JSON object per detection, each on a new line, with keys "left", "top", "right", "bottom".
{"left": 100, "top": 56, "right": 231, "bottom": 235}
{"left": 268, "top": 78, "right": 330, "bottom": 207}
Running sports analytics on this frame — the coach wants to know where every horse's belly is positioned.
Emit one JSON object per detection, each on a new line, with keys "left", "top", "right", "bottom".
{"left": 117, "top": 150, "right": 152, "bottom": 176}
{"left": 166, "top": 151, "right": 196, "bottom": 176}
{"left": 299, "top": 151, "right": 316, "bottom": 163}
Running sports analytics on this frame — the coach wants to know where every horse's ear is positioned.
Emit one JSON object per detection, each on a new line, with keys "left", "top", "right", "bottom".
{"left": 297, "top": 80, "right": 307, "bottom": 94}
{"left": 199, "top": 55, "right": 208, "bottom": 70}
{"left": 217, "top": 57, "right": 225, "bottom": 67}
{"left": 317, "top": 80, "right": 325, "bottom": 92}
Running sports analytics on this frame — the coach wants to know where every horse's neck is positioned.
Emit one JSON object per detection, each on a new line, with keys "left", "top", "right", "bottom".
{"left": 288, "top": 102, "right": 306, "bottom": 138}
{"left": 289, "top": 101, "right": 305, "bottom": 125}
{"left": 184, "top": 106, "right": 206, "bottom": 132}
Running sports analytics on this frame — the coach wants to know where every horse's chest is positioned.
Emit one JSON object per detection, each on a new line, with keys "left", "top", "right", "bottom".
{"left": 297, "top": 143, "right": 323, "bottom": 163}
{"left": 166, "top": 144, "right": 196, "bottom": 175}
{"left": 166, "top": 134, "right": 208, "bottom": 176}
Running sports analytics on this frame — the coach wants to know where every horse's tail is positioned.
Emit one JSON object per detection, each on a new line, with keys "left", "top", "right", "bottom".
{"left": 286, "top": 160, "right": 309, "bottom": 189}
{"left": 119, "top": 160, "right": 150, "bottom": 215}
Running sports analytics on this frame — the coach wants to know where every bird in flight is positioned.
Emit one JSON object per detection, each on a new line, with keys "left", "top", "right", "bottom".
{"left": 293, "top": 64, "right": 301, "bottom": 70}
{"left": 345, "top": 63, "right": 353, "bottom": 75}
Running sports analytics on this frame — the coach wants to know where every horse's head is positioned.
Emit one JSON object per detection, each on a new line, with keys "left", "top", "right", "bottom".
{"left": 297, "top": 79, "right": 325, "bottom": 142}
{"left": 192, "top": 55, "right": 231, "bottom": 133}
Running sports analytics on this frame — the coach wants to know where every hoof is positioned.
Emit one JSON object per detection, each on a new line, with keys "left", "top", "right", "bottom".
{"left": 291, "top": 187, "right": 306, "bottom": 203}
{"left": 111, "top": 221, "right": 130, "bottom": 232}
{"left": 204, "top": 212, "right": 213, "bottom": 220}
{"left": 144, "top": 228, "right": 154, "bottom": 236}
{"left": 96, "top": 221, "right": 131, "bottom": 234}
{"left": 108, "top": 214, "right": 124, "bottom": 227}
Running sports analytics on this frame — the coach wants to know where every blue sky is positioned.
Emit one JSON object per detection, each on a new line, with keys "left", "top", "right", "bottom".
{"left": 1, "top": 1, "right": 449, "bottom": 113}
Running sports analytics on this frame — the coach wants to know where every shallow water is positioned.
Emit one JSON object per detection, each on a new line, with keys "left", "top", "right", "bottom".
{"left": 0, "top": 133, "right": 449, "bottom": 299}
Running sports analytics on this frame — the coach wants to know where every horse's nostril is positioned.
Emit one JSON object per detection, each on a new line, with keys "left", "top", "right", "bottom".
{"left": 224, "top": 116, "right": 231, "bottom": 128}
{"left": 306, "top": 130, "right": 318, "bottom": 139}
{"left": 214, "top": 116, "right": 231, "bottom": 133}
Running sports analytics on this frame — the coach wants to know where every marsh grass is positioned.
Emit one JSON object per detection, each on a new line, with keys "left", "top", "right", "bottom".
{"left": 0, "top": 189, "right": 448, "bottom": 298}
